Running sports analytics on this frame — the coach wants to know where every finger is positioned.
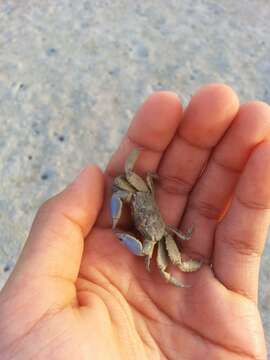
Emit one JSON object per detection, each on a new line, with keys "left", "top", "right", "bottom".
{"left": 3, "top": 165, "right": 104, "bottom": 292}
{"left": 213, "top": 141, "right": 270, "bottom": 302}
{"left": 181, "top": 101, "right": 270, "bottom": 259}
{"left": 99, "top": 91, "right": 183, "bottom": 226}
{"left": 155, "top": 84, "right": 239, "bottom": 226}
{"left": 107, "top": 91, "right": 183, "bottom": 175}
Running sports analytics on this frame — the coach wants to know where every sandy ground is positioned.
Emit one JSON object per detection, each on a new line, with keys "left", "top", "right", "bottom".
{"left": 0, "top": 0, "right": 269, "bottom": 355}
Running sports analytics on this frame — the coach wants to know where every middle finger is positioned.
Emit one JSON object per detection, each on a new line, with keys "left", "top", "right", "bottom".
{"left": 155, "top": 84, "right": 239, "bottom": 228}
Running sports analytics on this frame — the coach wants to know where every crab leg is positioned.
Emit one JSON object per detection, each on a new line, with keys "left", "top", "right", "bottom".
{"left": 146, "top": 172, "right": 159, "bottom": 193}
{"left": 157, "top": 239, "right": 188, "bottom": 288}
{"left": 115, "top": 233, "right": 144, "bottom": 256}
{"left": 166, "top": 224, "right": 194, "bottom": 241}
{"left": 165, "top": 233, "right": 202, "bottom": 272}
{"left": 125, "top": 148, "right": 149, "bottom": 192}
{"left": 113, "top": 175, "right": 135, "bottom": 192}
{"left": 111, "top": 190, "right": 132, "bottom": 229}
{"left": 142, "top": 239, "right": 156, "bottom": 271}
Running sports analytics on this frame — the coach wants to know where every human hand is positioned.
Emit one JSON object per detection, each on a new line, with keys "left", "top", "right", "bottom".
{"left": 0, "top": 84, "right": 269, "bottom": 359}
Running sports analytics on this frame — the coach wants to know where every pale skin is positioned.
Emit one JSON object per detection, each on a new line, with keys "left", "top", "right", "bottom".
{"left": 0, "top": 84, "right": 270, "bottom": 359}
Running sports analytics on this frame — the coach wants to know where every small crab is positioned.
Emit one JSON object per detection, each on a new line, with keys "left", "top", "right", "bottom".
{"left": 110, "top": 148, "right": 202, "bottom": 287}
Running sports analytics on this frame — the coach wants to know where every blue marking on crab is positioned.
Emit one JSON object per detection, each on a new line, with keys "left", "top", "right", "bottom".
{"left": 116, "top": 233, "right": 144, "bottom": 256}
{"left": 111, "top": 194, "right": 122, "bottom": 228}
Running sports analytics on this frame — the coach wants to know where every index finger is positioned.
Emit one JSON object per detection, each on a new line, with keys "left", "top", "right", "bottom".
{"left": 106, "top": 91, "right": 183, "bottom": 176}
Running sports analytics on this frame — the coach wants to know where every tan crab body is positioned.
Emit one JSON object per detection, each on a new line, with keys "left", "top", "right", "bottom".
{"left": 131, "top": 192, "right": 165, "bottom": 242}
{"left": 110, "top": 148, "right": 202, "bottom": 287}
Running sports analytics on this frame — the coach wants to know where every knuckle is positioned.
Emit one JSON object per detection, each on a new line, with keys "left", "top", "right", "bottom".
{"left": 190, "top": 199, "right": 221, "bottom": 220}
{"left": 159, "top": 175, "right": 193, "bottom": 196}
{"left": 219, "top": 232, "right": 261, "bottom": 258}
{"left": 237, "top": 195, "right": 270, "bottom": 211}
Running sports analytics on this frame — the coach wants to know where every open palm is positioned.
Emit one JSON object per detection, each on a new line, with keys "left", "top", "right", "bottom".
{"left": 0, "top": 85, "right": 269, "bottom": 359}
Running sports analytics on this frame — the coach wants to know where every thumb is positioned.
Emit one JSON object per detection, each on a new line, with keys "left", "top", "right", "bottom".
{"left": 2, "top": 164, "right": 104, "bottom": 296}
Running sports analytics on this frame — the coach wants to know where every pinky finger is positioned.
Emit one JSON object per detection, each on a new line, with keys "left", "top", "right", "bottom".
{"left": 213, "top": 141, "right": 270, "bottom": 302}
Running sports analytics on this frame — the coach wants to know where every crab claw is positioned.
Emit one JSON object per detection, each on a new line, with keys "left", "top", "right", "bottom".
{"left": 115, "top": 233, "right": 144, "bottom": 256}
{"left": 111, "top": 194, "right": 122, "bottom": 229}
